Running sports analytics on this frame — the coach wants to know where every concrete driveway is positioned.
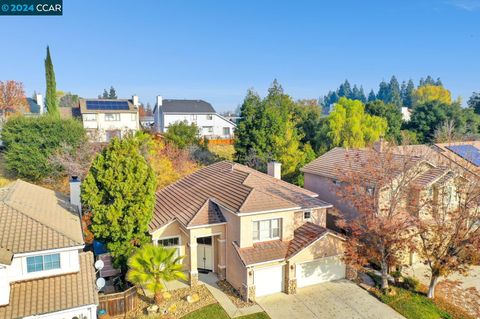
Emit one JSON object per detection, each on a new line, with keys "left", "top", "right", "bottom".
{"left": 256, "top": 280, "right": 405, "bottom": 319}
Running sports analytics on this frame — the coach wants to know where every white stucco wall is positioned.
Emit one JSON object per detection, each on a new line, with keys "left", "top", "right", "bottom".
{"left": 24, "top": 304, "right": 97, "bottom": 319}
{"left": 82, "top": 112, "right": 140, "bottom": 142}
{"left": 160, "top": 113, "right": 236, "bottom": 138}
{"left": 4, "top": 247, "right": 81, "bottom": 283}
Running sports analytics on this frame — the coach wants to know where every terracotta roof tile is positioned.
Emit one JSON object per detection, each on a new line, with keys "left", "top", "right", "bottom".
{"left": 150, "top": 161, "right": 330, "bottom": 231}
{"left": 0, "top": 180, "right": 84, "bottom": 254}
{"left": 0, "top": 252, "right": 98, "bottom": 319}
{"left": 233, "top": 222, "right": 339, "bottom": 266}
{"left": 188, "top": 200, "right": 226, "bottom": 227}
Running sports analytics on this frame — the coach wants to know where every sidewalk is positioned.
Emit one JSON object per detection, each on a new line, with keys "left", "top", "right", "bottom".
{"left": 199, "top": 272, "right": 265, "bottom": 318}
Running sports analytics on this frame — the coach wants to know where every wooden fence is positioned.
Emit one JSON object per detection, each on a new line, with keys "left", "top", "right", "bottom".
{"left": 207, "top": 138, "right": 234, "bottom": 145}
{"left": 98, "top": 286, "right": 139, "bottom": 318}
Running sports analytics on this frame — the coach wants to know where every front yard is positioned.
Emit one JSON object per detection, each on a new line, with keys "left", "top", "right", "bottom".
{"left": 367, "top": 273, "right": 475, "bottom": 319}
{"left": 181, "top": 304, "right": 270, "bottom": 319}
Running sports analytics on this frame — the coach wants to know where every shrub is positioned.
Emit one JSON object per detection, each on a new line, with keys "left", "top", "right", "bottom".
{"left": 403, "top": 276, "right": 419, "bottom": 291}
{"left": 1, "top": 115, "right": 85, "bottom": 181}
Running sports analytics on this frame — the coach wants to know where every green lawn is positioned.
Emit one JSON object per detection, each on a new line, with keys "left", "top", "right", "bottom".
{"left": 375, "top": 287, "right": 453, "bottom": 319}
{"left": 181, "top": 303, "right": 270, "bottom": 319}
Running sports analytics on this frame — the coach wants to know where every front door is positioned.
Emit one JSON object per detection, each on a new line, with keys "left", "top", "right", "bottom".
{"left": 196, "top": 237, "right": 213, "bottom": 271}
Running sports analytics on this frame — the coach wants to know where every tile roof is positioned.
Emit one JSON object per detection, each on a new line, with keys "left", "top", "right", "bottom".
{"left": 301, "top": 147, "right": 423, "bottom": 181}
{"left": 0, "top": 180, "right": 84, "bottom": 254}
{"left": 187, "top": 200, "right": 226, "bottom": 227}
{"left": 233, "top": 222, "right": 339, "bottom": 266}
{"left": 150, "top": 161, "right": 330, "bottom": 232}
{"left": 0, "top": 252, "right": 98, "bottom": 319}
{"left": 158, "top": 99, "right": 216, "bottom": 114}
{"left": 0, "top": 247, "right": 13, "bottom": 265}
{"left": 412, "top": 166, "right": 450, "bottom": 188}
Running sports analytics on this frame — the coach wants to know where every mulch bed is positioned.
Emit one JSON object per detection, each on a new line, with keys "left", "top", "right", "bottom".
{"left": 216, "top": 280, "right": 256, "bottom": 308}
{"left": 436, "top": 280, "right": 480, "bottom": 319}
{"left": 127, "top": 285, "right": 216, "bottom": 319}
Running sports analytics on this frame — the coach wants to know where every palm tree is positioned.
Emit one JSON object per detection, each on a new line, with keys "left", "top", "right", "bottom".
{"left": 127, "top": 244, "right": 187, "bottom": 304}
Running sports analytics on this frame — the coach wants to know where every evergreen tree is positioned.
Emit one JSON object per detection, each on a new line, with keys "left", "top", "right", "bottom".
{"left": 338, "top": 80, "right": 352, "bottom": 98}
{"left": 468, "top": 92, "right": 480, "bottom": 114}
{"left": 388, "top": 76, "right": 402, "bottom": 105}
{"left": 402, "top": 79, "right": 415, "bottom": 108}
{"left": 323, "top": 91, "right": 339, "bottom": 111}
{"left": 351, "top": 85, "right": 366, "bottom": 102}
{"left": 44, "top": 46, "right": 59, "bottom": 117}
{"left": 102, "top": 89, "right": 108, "bottom": 99}
{"left": 377, "top": 80, "right": 389, "bottom": 103}
{"left": 108, "top": 86, "right": 117, "bottom": 99}
{"left": 368, "top": 89, "right": 376, "bottom": 102}
{"left": 234, "top": 90, "right": 262, "bottom": 163}
{"left": 82, "top": 133, "right": 157, "bottom": 270}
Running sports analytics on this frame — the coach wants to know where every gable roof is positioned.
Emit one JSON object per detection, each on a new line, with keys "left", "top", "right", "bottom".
{"left": 187, "top": 199, "right": 226, "bottom": 227}
{"left": 158, "top": 99, "right": 216, "bottom": 114}
{"left": 150, "top": 161, "right": 331, "bottom": 232}
{"left": 301, "top": 147, "right": 423, "bottom": 182}
{"left": 233, "top": 222, "right": 341, "bottom": 266}
{"left": 0, "top": 252, "right": 98, "bottom": 319}
{"left": 0, "top": 180, "right": 84, "bottom": 254}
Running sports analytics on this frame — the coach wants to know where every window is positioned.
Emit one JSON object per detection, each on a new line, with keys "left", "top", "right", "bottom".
{"left": 104, "top": 113, "right": 120, "bottom": 121}
{"left": 26, "top": 253, "right": 60, "bottom": 273}
{"left": 203, "top": 126, "right": 213, "bottom": 133}
{"left": 83, "top": 113, "right": 97, "bottom": 121}
{"left": 206, "top": 114, "right": 213, "bottom": 120}
{"left": 191, "top": 114, "right": 197, "bottom": 121}
{"left": 131, "top": 113, "right": 137, "bottom": 121}
{"left": 253, "top": 219, "right": 281, "bottom": 241}
{"left": 333, "top": 179, "right": 342, "bottom": 186}
{"left": 366, "top": 186, "right": 375, "bottom": 196}
{"left": 223, "top": 127, "right": 230, "bottom": 136}
{"left": 157, "top": 237, "right": 179, "bottom": 247}
{"left": 303, "top": 210, "right": 311, "bottom": 220}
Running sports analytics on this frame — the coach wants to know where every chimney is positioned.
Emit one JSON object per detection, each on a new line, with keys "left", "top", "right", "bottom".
{"left": 36, "top": 94, "right": 44, "bottom": 114}
{"left": 132, "top": 95, "right": 139, "bottom": 108}
{"left": 156, "top": 95, "right": 163, "bottom": 107}
{"left": 69, "top": 176, "right": 82, "bottom": 213}
{"left": 267, "top": 161, "right": 282, "bottom": 179}
{"left": 373, "top": 138, "right": 388, "bottom": 153}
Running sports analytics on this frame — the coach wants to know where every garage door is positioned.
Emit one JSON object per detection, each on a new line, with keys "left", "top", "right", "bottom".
{"left": 254, "top": 265, "right": 284, "bottom": 297}
{"left": 296, "top": 255, "right": 345, "bottom": 288}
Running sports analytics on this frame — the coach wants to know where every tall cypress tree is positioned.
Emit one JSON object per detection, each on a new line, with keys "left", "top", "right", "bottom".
{"left": 44, "top": 46, "right": 59, "bottom": 117}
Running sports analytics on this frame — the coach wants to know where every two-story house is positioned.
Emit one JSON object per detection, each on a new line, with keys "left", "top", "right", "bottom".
{"left": 0, "top": 180, "right": 98, "bottom": 319}
{"left": 77, "top": 96, "right": 140, "bottom": 142}
{"left": 149, "top": 161, "right": 346, "bottom": 301}
{"left": 301, "top": 142, "right": 465, "bottom": 265}
{"left": 153, "top": 96, "right": 236, "bottom": 139}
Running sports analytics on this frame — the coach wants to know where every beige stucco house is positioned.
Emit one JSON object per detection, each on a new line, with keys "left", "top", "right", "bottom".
{"left": 149, "top": 161, "right": 346, "bottom": 300}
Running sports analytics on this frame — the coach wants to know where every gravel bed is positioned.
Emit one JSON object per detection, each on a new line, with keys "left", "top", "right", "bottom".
{"left": 216, "top": 280, "right": 256, "bottom": 308}
{"left": 127, "top": 285, "right": 216, "bottom": 318}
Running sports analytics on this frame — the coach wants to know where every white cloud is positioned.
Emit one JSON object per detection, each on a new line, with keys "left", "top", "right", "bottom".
{"left": 446, "top": 0, "right": 480, "bottom": 11}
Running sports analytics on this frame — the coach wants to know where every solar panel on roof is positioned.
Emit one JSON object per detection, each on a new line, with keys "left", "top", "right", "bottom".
{"left": 445, "top": 145, "right": 480, "bottom": 167}
{"left": 86, "top": 100, "right": 129, "bottom": 110}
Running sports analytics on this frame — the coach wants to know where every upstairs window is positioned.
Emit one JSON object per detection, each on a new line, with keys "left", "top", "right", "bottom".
{"left": 206, "top": 114, "right": 213, "bottom": 120}
{"left": 303, "top": 210, "right": 311, "bottom": 220}
{"left": 105, "top": 113, "right": 120, "bottom": 121}
{"left": 253, "top": 219, "right": 281, "bottom": 241}
{"left": 26, "top": 253, "right": 61, "bottom": 273}
{"left": 223, "top": 127, "right": 230, "bottom": 135}
{"left": 83, "top": 113, "right": 97, "bottom": 121}
{"left": 203, "top": 126, "right": 214, "bottom": 133}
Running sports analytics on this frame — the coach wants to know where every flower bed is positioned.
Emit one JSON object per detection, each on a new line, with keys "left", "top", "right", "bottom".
{"left": 127, "top": 285, "right": 216, "bottom": 319}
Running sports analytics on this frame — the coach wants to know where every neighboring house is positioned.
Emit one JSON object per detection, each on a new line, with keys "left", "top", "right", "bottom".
{"left": 140, "top": 115, "right": 154, "bottom": 129}
{"left": 301, "top": 141, "right": 464, "bottom": 264}
{"left": 153, "top": 96, "right": 236, "bottom": 139}
{"left": 401, "top": 106, "right": 411, "bottom": 122}
{"left": 0, "top": 179, "right": 98, "bottom": 318}
{"left": 149, "top": 161, "right": 346, "bottom": 301}
{"left": 24, "top": 94, "right": 45, "bottom": 116}
{"left": 391, "top": 141, "right": 480, "bottom": 177}
{"left": 75, "top": 96, "right": 140, "bottom": 142}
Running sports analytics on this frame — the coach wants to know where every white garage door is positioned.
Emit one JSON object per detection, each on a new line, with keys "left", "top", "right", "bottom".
{"left": 296, "top": 255, "right": 346, "bottom": 288}
{"left": 254, "top": 265, "right": 284, "bottom": 297}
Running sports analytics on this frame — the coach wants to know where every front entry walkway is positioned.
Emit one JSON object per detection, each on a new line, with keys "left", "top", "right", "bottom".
{"left": 199, "top": 272, "right": 264, "bottom": 318}
{"left": 256, "top": 280, "right": 405, "bottom": 319}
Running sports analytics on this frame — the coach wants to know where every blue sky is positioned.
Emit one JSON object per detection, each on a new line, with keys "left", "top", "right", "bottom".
{"left": 0, "top": 0, "right": 479, "bottom": 111}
